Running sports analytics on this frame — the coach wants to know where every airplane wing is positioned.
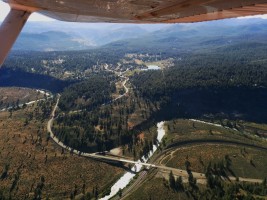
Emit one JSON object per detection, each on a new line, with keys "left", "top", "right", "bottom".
{"left": 1, "top": 0, "right": 267, "bottom": 65}
{"left": 4, "top": 0, "right": 267, "bottom": 23}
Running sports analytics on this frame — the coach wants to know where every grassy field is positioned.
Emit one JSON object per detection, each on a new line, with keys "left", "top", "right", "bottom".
{"left": 159, "top": 119, "right": 267, "bottom": 178}
{"left": 243, "top": 122, "right": 267, "bottom": 131}
{"left": 209, "top": 119, "right": 267, "bottom": 138}
{"left": 0, "top": 103, "right": 124, "bottom": 199}
{"left": 126, "top": 119, "right": 267, "bottom": 200}
{"left": 144, "top": 58, "right": 174, "bottom": 69}
{"left": 163, "top": 119, "right": 267, "bottom": 149}
{"left": 126, "top": 177, "right": 189, "bottom": 200}
{"left": 126, "top": 175, "right": 267, "bottom": 200}
{"left": 160, "top": 144, "right": 267, "bottom": 179}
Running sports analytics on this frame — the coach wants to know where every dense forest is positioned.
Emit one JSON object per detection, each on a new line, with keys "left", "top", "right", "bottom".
{"left": 54, "top": 94, "right": 157, "bottom": 153}
{"left": 3, "top": 49, "right": 125, "bottom": 79}
{"left": 1, "top": 19, "right": 267, "bottom": 152}
{"left": 58, "top": 73, "right": 116, "bottom": 111}
{"left": 132, "top": 42, "right": 267, "bottom": 97}
{"left": 131, "top": 44, "right": 267, "bottom": 123}
{"left": 1, "top": 19, "right": 267, "bottom": 200}
{"left": 131, "top": 61, "right": 267, "bottom": 100}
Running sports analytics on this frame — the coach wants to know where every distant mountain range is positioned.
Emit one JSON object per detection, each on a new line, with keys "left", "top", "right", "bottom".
{"left": 13, "top": 31, "right": 94, "bottom": 51}
{"left": 8, "top": 17, "right": 267, "bottom": 51}
{"left": 104, "top": 18, "right": 267, "bottom": 54}
{"left": 10, "top": 22, "right": 170, "bottom": 51}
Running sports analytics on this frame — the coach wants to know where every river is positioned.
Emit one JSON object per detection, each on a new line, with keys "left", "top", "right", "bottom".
{"left": 100, "top": 121, "right": 165, "bottom": 200}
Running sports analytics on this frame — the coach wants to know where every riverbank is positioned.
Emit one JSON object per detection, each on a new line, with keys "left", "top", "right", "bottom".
{"left": 100, "top": 121, "right": 165, "bottom": 200}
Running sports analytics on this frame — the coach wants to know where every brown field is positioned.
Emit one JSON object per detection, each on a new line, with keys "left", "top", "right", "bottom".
{"left": 111, "top": 81, "right": 124, "bottom": 99}
{"left": 126, "top": 177, "right": 189, "bottom": 200}
{"left": 0, "top": 87, "right": 45, "bottom": 108}
{"left": 0, "top": 104, "right": 124, "bottom": 199}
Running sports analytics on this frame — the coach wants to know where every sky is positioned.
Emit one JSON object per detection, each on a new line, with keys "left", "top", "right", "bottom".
{"left": 1, "top": 1, "right": 267, "bottom": 22}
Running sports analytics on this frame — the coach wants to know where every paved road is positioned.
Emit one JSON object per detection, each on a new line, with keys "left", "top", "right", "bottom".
{"left": 49, "top": 96, "right": 264, "bottom": 179}
{"left": 47, "top": 96, "right": 264, "bottom": 200}
{"left": 47, "top": 95, "right": 176, "bottom": 170}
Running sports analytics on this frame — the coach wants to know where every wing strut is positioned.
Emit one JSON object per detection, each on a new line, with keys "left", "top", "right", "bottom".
{"left": 0, "top": 8, "right": 31, "bottom": 66}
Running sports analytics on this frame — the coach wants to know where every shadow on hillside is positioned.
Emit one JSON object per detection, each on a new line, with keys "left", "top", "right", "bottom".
{"left": 0, "top": 68, "right": 75, "bottom": 93}
{"left": 134, "top": 87, "right": 267, "bottom": 131}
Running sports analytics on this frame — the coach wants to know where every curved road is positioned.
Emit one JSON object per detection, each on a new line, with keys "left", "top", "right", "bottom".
{"left": 119, "top": 140, "right": 266, "bottom": 199}
{"left": 166, "top": 139, "right": 267, "bottom": 152}
{"left": 109, "top": 67, "right": 129, "bottom": 101}
{"left": 47, "top": 95, "right": 265, "bottom": 200}
{"left": 1, "top": 89, "right": 52, "bottom": 112}
{"left": 48, "top": 97, "right": 264, "bottom": 183}
{"left": 102, "top": 66, "right": 129, "bottom": 102}
{"left": 113, "top": 77, "right": 129, "bottom": 101}
{"left": 69, "top": 69, "right": 129, "bottom": 114}
{"left": 47, "top": 95, "right": 176, "bottom": 170}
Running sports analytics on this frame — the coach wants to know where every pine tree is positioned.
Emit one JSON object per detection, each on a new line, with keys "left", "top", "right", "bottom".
{"left": 169, "top": 171, "right": 175, "bottom": 189}
{"left": 175, "top": 176, "right": 184, "bottom": 192}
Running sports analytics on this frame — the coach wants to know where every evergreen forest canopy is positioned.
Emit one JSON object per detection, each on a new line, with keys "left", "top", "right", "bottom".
{"left": 1, "top": 17, "right": 267, "bottom": 200}
{"left": 0, "top": 18, "right": 267, "bottom": 152}
{"left": 51, "top": 40, "right": 267, "bottom": 153}
{"left": 130, "top": 42, "right": 267, "bottom": 123}
{"left": 131, "top": 44, "right": 267, "bottom": 99}
{"left": 3, "top": 18, "right": 267, "bottom": 79}
{"left": 58, "top": 73, "right": 116, "bottom": 111}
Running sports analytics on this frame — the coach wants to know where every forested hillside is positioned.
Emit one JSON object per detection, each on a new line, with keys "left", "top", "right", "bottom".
{"left": 2, "top": 15, "right": 267, "bottom": 200}
{"left": 3, "top": 49, "right": 124, "bottom": 79}
{"left": 0, "top": 68, "right": 73, "bottom": 93}
{"left": 131, "top": 43, "right": 267, "bottom": 123}
{"left": 1, "top": 17, "right": 267, "bottom": 150}
{"left": 58, "top": 73, "right": 116, "bottom": 111}
{"left": 54, "top": 87, "right": 158, "bottom": 153}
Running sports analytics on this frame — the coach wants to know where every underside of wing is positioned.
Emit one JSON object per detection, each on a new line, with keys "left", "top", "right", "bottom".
{"left": 1, "top": 0, "right": 267, "bottom": 66}
{"left": 4, "top": 0, "right": 267, "bottom": 23}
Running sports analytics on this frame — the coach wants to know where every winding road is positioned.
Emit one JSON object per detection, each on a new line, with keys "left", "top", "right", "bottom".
{"left": 47, "top": 96, "right": 265, "bottom": 186}
{"left": 1, "top": 89, "right": 52, "bottom": 112}
{"left": 47, "top": 95, "right": 176, "bottom": 170}
{"left": 166, "top": 139, "right": 267, "bottom": 151}
{"left": 113, "top": 77, "right": 129, "bottom": 101}
{"left": 69, "top": 68, "right": 129, "bottom": 114}
{"left": 46, "top": 74, "right": 266, "bottom": 199}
